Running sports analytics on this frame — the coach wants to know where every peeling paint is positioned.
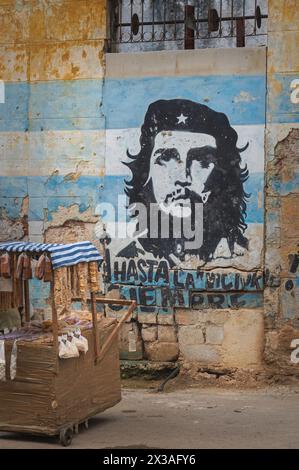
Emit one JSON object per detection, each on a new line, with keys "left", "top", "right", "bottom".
{"left": 45, "top": 203, "right": 98, "bottom": 230}
{"left": 233, "top": 90, "right": 257, "bottom": 103}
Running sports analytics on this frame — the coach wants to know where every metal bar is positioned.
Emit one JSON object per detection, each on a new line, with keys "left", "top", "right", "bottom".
{"left": 130, "top": 0, "right": 133, "bottom": 42}
{"left": 236, "top": 17, "right": 245, "bottom": 47}
{"left": 195, "top": 0, "right": 199, "bottom": 39}
{"left": 141, "top": 0, "right": 144, "bottom": 40}
{"left": 119, "top": 0, "right": 122, "bottom": 43}
{"left": 163, "top": 0, "right": 166, "bottom": 40}
{"left": 174, "top": 0, "right": 177, "bottom": 40}
{"left": 254, "top": 0, "right": 257, "bottom": 34}
{"left": 111, "top": 30, "right": 267, "bottom": 44}
{"left": 207, "top": 0, "right": 211, "bottom": 37}
{"left": 116, "top": 15, "right": 266, "bottom": 28}
{"left": 231, "top": 0, "right": 234, "bottom": 36}
{"left": 184, "top": 4, "right": 194, "bottom": 49}
{"left": 219, "top": 0, "right": 223, "bottom": 37}
{"left": 152, "top": 0, "right": 155, "bottom": 42}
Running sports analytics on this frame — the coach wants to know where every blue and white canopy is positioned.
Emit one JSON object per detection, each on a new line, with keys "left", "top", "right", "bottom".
{"left": 0, "top": 241, "right": 103, "bottom": 270}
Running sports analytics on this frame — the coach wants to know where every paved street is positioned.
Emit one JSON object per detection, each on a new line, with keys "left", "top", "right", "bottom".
{"left": 0, "top": 385, "right": 298, "bottom": 449}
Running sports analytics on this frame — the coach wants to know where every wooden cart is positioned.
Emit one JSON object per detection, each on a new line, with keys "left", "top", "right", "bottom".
{"left": 0, "top": 242, "right": 136, "bottom": 446}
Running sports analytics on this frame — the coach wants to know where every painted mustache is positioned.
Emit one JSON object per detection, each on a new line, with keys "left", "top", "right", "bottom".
{"left": 164, "top": 187, "right": 210, "bottom": 204}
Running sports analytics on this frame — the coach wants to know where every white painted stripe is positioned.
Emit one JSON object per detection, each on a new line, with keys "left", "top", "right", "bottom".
{"left": 0, "top": 130, "right": 105, "bottom": 177}
{"left": 105, "top": 124, "right": 265, "bottom": 176}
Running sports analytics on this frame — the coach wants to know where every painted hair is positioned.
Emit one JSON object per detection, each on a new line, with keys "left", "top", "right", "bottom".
{"left": 124, "top": 99, "right": 249, "bottom": 262}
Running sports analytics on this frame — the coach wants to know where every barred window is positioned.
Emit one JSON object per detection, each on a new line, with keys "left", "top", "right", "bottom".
{"left": 108, "top": 0, "right": 268, "bottom": 52}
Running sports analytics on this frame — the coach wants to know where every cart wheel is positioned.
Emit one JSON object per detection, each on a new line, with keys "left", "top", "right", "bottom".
{"left": 59, "top": 427, "right": 73, "bottom": 447}
{"left": 84, "top": 420, "right": 89, "bottom": 430}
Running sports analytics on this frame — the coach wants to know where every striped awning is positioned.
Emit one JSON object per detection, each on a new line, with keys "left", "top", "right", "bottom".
{"left": 0, "top": 241, "right": 103, "bottom": 270}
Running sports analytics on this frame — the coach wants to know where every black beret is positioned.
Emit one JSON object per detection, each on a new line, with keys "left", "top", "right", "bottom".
{"left": 141, "top": 99, "right": 237, "bottom": 148}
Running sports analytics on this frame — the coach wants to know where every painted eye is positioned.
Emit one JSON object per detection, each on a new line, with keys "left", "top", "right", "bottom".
{"left": 154, "top": 148, "right": 180, "bottom": 165}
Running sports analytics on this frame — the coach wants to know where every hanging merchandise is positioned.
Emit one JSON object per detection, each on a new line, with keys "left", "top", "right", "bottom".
{"left": 71, "top": 328, "right": 88, "bottom": 354}
{"left": 15, "top": 253, "right": 32, "bottom": 280}
{"left": 43, "top": 255, "right": 52, "bottom": 282}
{"left": 0, "top": 253, "right": 11, "bottom": 279}
{"left": 89, "top": 261, "right": 99, "bottom": 293}
{"left": 77, "top": 263, "right": 88, "bottom": 309}
{"left": 54, "top": 267, "right": 71, "bottom": 317}
{"left": 22, "top": 254, "right": 32, "bottom": 280}
{"left": 16, "top": 253, "right": 25, "bottom": 279}
{"left": 35, "top": 255, "right": 45, "bottom": 280}
{"left": 70, "top": 265, "right": 79, "bottom": 298}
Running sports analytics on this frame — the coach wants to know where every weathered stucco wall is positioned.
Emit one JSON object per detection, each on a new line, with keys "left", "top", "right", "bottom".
{"left": 0, "top": 0, "right": 106, "bottom": 249}
{"left": 0, "top": 0, "right": 107, "bottom": 314}
{"left": 264, "top": 0, "right": 299, "bottom": 376}
{"left": 0, "top": 0, "right": 299, "bottom": 374}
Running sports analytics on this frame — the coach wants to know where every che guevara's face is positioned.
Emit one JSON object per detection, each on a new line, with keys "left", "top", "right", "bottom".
{"left": 148, "top": 131, "right": 217, "bottom": 216}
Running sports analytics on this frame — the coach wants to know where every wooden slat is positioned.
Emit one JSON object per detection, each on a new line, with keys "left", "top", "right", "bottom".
{"left": 91, "top": 291, "right": 100, "bottom": 361}
{"left": 23, "top": 280, "right": 30, "bottom": 322}
{"left": 97, "top": 301, "right": 137, "bottom": 363}
{"left": 50, "top": 279, "right": 59, "bottom": 373}
{"left": 71, "top": 296, "right": 133, "bottom": 306}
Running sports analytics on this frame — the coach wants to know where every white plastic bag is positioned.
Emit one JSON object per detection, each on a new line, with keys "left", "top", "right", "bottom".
{"left": 0, "top": 340, "right": 6, "bottom": 382}
{"left": 58, "top": 336, "right": 68, "bottom": 358}
{"left": 10, "top": 340, "right": 18, "bottom": 380}
{"left": 72, "top": 328, "right": 88, "bottom": 354}
{"left": 58, "top": 334, "right": 79, "bottom": 359}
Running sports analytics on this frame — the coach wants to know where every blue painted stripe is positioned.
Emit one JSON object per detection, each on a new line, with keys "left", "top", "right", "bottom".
{"left": 0, "top": 80, "right": 104, "bottom": 132}
{"left": 29, "top": 196, "right": 97, "bottom": 221}
{"left": 103, "top": 75, "right": 266, "bottom": 128}
{"left": 244, "top": 173, "right": 264, "bottom": 224}
{"left": 0, "top": 176, "right": 28, "bottom": 198}
{"left": 119, "top": 285, "right": 263, "bottom": 309}
{"left": 0, "top": 198, "right": 25, "bottom": 219}
{"left": 0, "top": 173, "right": 264, "bottom": 223}
{"left": 27, "top": 175, "right": 103, "bottom": 198}
{"left": 269, "top": 172, "right": 299, "bottom": 196}
{"left": 0, "top": 83, "right": 29, "bottom": 132}
{"left": 0, "top": 76, "right": 267, "bottom": 132}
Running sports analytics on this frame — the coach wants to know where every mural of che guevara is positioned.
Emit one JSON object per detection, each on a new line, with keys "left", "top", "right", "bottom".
{"left": 116, "top": 98, "right": 250, "bottom": 267}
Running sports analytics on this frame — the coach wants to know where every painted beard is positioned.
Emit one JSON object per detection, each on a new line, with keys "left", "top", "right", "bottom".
{"left": 163, "top": 187, "right": 210, "bottom": 207}
{"left": 133, "top": 189, "right": 208, "bottom": 264}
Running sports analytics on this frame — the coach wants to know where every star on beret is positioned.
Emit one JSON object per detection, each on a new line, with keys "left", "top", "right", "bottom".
{"left": 176, "top": 113, "right": 188, "bottom": 124}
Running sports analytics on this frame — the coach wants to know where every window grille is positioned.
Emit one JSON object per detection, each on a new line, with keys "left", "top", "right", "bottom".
{"left": 108, "top": 0, "right": 268, "bottom": 52}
